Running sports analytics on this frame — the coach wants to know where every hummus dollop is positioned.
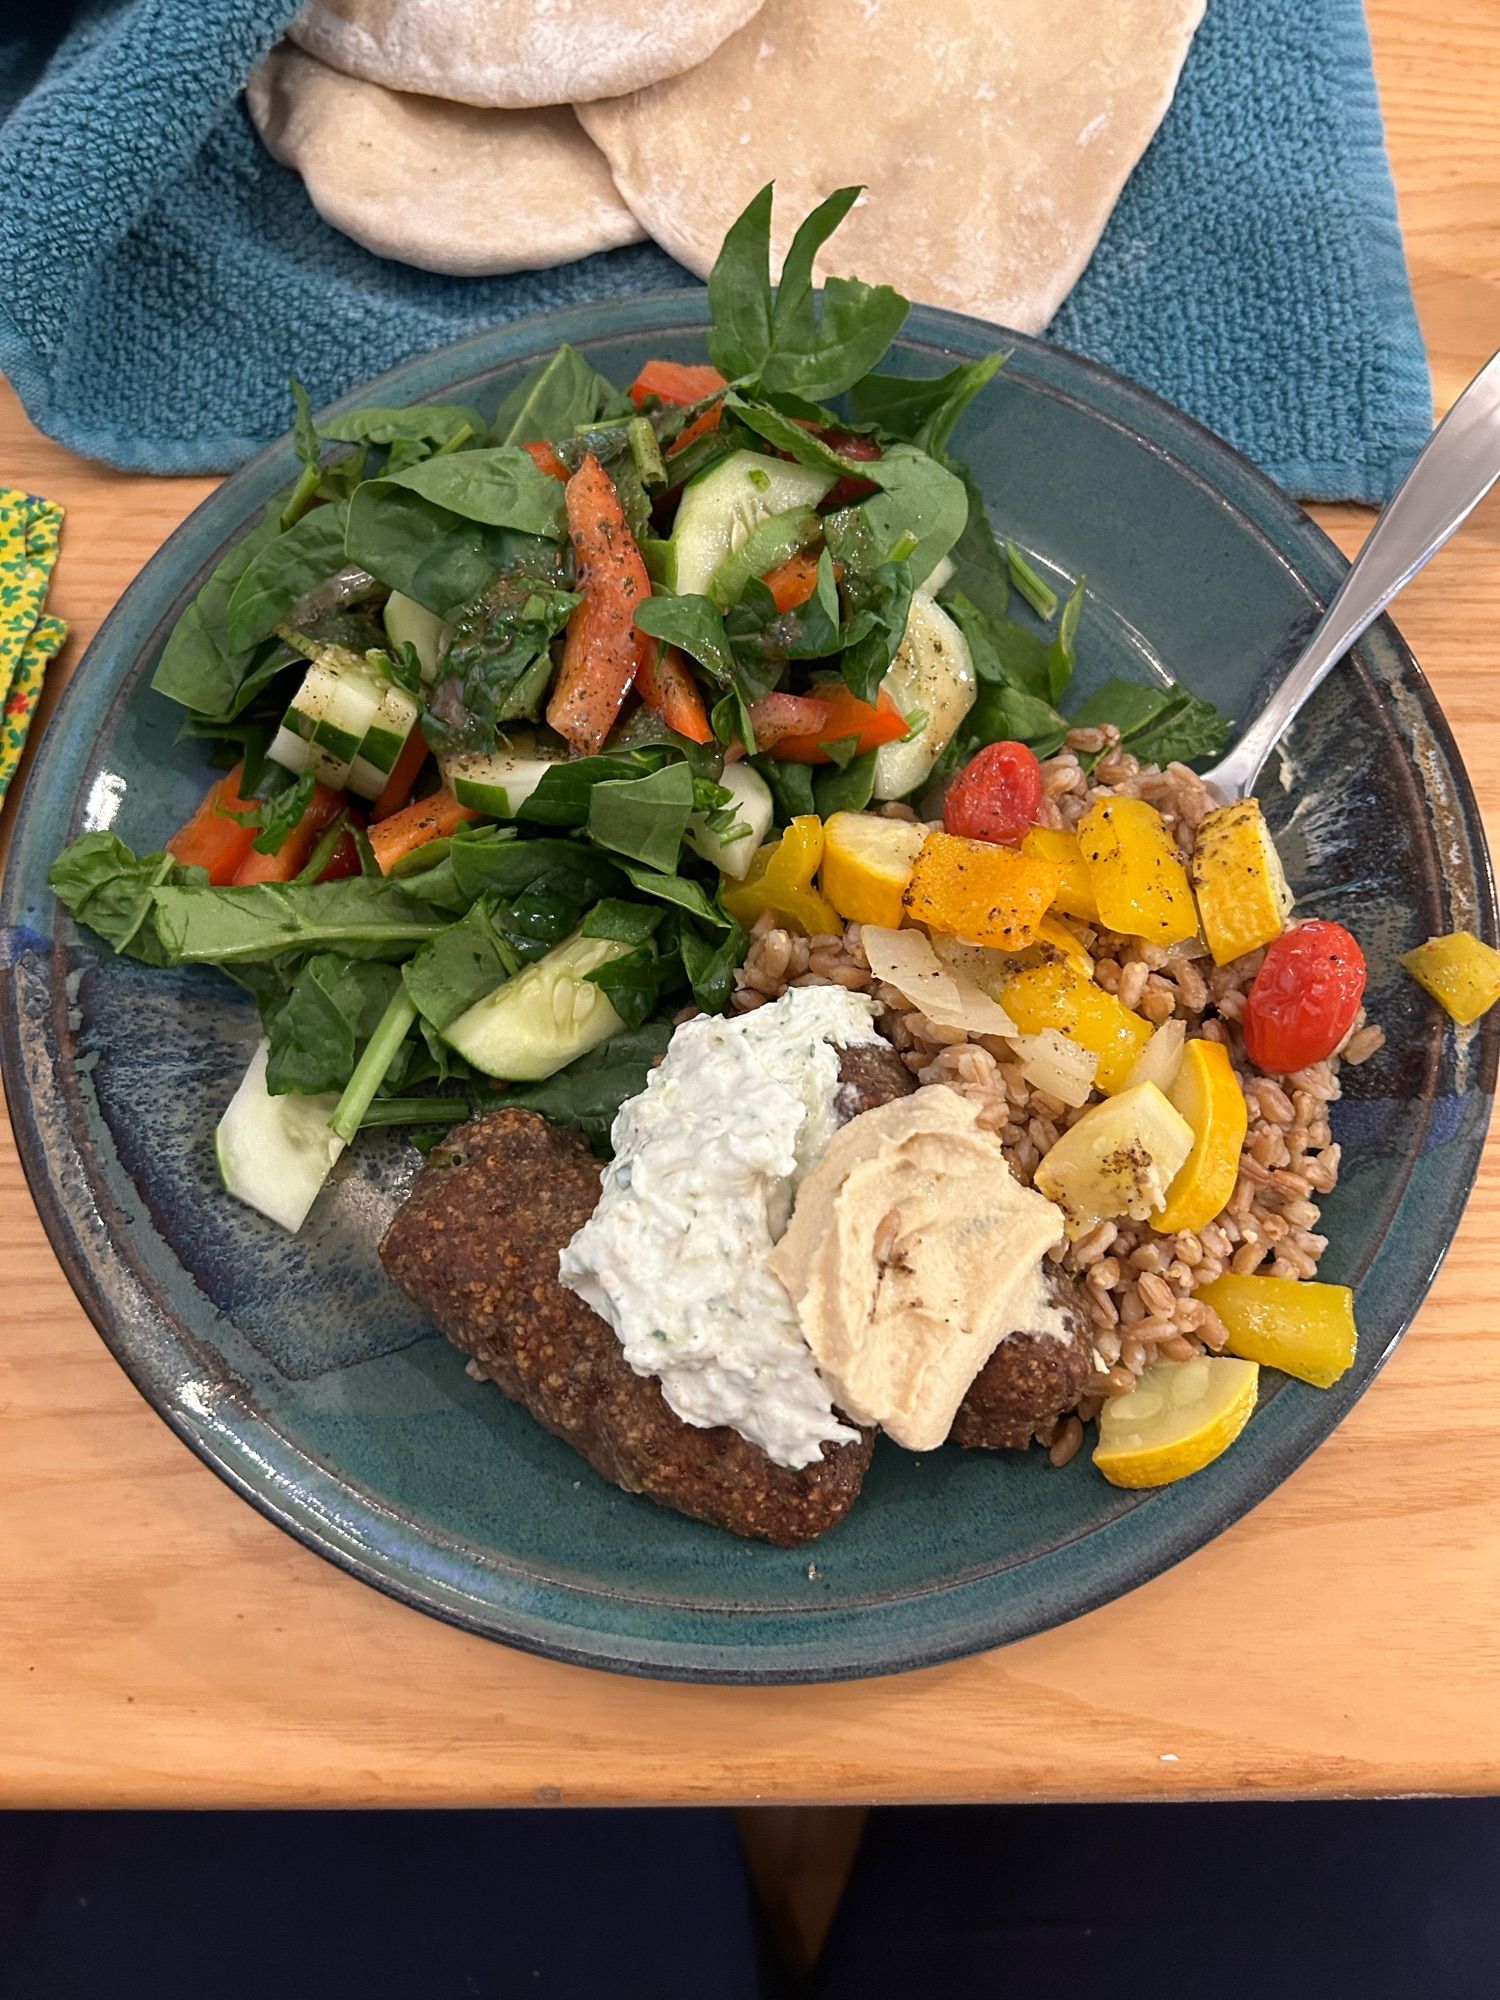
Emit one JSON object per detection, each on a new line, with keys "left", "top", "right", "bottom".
{"left": 768, "top": 1084, "right": 1069, "bottom": 1451}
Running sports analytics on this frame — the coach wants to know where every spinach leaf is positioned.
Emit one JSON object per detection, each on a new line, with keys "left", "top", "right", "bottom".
{"left": 679, "top": 917, "right": 747, "bottom": 1014}
{"left": 489, "top": 344, "right": 632, "bottom": 446}
{"left": 962, "top": 680, "right": 1070, "bottom": 760}
{"left": 825, "top": 444, "right": 968, "bottom": 587}
{"left": 224, "top": 502, "right": 350, "bottom": 654}
{"left": 290, "top": 380, "right": 322, "bottom": 479}
{"left": 836, "top": 559, "right": 914, "bottom": 704}
{"left": 317, "top": 402, "right": 484, "bottom": 449}
{"left": 751, "top": 755, "right": 818, "bottom": 821}
{"left": 345, "top": 471, "right": 559, "bottom": 615}
{"left": 586, "top": 759, "right": 697, "bottom": 872}
{"left": 149, "top": 877, "right": 447, "bottom": 964}
{"left": 706, "top": 183, "right": 908, "bottom": 401}
{"left": 152, "top": 511, "right": 284, "bottom": 716}
{"left": 504, "top": 1021, "right": 674, "bottom": 1154}
{"left": 445, "top": 833, "right": 622, "bottom": 925}
{"left": 814, "top": 751, "right": 878, "bottom": 816}
{"left": 265, "top": 954, "right": 402, "bottom": 1096}
{"left": 48, "top": 835, "right": 201, "bottom": 964}
{"left": 942, "top": 464, "right": 1011, "bottom": 616}
{"left": 402, "top": 899, "right": 521, "bottom": 1031}
{"left": 945, "top": 591, "right": 1052, "bottom": 700}
{"left": 426, "top": 563, "right": 580, "bottom": 755}
{"left": 1069, "top": 676, "right": 1232, "bottom": 767}
{"left": 850, "top": 352, "right": 1005, "bottom": 457}
{"left": 368, "top": 448, "right": 567, "bottom": 534}
{"left": 581, "top": 900, "right": 665, "bottom": 946}
{"left": 587, "top": 938, "right": 672, "bottom": 1030}
{"left": 633, "top": 593, "right": 737, "bottom": 684}
{"left": 615, "top": 861, "right": 731, "bottom": 927}
{"left": 519, "top": 749, "right": 672, "bottom": 827}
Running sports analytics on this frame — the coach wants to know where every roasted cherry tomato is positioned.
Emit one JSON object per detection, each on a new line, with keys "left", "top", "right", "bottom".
{"left": 1243, "top": 920, "right": 1367, "bottom": 1073}
{"left": 943, "top": 741, "right": 1044, "bottom": 846}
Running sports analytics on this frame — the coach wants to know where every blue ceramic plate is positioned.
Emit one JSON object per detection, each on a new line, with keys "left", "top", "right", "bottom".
{"left": 3, "top": 298, "right": 1495, "bottom": 1682}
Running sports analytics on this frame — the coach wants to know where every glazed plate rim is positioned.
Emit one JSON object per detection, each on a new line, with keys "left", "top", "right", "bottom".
{"left": 2, "top": 290, "right": 1494, "bottom": 1682}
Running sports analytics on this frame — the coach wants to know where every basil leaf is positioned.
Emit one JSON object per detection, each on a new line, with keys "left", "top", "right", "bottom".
{"left": 265, "top": 954, "right": 402, "bottom": 1096}
{"left": 48, "top": 834, "right": 201, "bottom": 965}
{"left": 586, "top": 758, "right": 697, "bottom": 872}
{"left": 317, "top": 402, "right": 484, "bottom": 448}
{"left": 829, "top": 444, "right": 968, "bottom": 588}
{"left": 489, "top": 344, "right": 631, "bottom": 446}
{"left": 517, "top": 749, "right": 671, "bottom": 827}
{"left": 248, "top": 772, "right": 316, "bottom": 856}
{"left": 851, "top": 353, "right": 1005, "bottom": 457}
{"left": 814, "top": 751, "right": 878, "bottom": 816}
{"left": 680, "top": 917, "right": 748, "bottom": 1014}
{"left": 402, "top": 899, "right": 521, "bottom": 1031}
{"left": 504, "top": 1021, "right": 674, "bottom": 1155}
{"left": 224, "top": 502, "right": 350, "bottom": 654}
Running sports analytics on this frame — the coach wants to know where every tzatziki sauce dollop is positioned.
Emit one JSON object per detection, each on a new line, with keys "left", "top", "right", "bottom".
{"left": 558, "top": 985, "right": 881, "bottom": 1469}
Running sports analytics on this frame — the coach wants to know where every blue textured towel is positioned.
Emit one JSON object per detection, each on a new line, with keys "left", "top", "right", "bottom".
{"left": 0, "top": 0, "right": 1430, "bottom": 502}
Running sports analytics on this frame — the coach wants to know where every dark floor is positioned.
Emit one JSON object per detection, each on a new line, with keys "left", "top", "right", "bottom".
{"left": 2, "top": 1800, "right": 1497, "bottom": 1998}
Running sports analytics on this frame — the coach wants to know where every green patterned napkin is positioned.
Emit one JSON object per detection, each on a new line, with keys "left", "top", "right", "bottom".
{"left": 0, "top": 487, "right": 66, "bottom": 806}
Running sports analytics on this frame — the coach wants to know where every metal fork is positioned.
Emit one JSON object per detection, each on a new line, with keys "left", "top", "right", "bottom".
{"left": 1200, "top": 348, "right": 1500, "bottom": 803}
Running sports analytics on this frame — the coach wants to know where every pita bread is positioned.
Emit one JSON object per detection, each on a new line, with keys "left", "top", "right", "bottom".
{"left": 579, "top": 0, "right": 1204, "bottom": 334}
{"left": 247, "top": 45, "right": 644, "bottom": 276}
{"left": 287, "top": 0, "right": 768, "bottom": 110}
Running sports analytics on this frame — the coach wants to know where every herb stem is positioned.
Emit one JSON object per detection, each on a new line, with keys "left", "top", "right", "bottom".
{"left": 329, "top": 990, "right": 418, "bottom": 1145}
{"left": 279, "top": 462, "right": 322, "bottom": 532}
{"left": 431, "top": 423, "right": 475, "bottom": 458}
{"left": 295, "top": 809, "right": 349, "bottom": 884}
{"left": 357, "top": 1095, "right": 470, "bottom": 1130}
{"left": 1005, "top": 541, "right": 1059, "bottom": 621}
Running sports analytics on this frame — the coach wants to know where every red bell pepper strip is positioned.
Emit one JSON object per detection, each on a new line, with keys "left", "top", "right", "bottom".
{"left": 547, "top": 454, "right": 654, "bottom": 755}
{"left": 635, "top": 639, "right": 711, "bottom": 744}
{"left": 772, "top": 686, "right": 910, "bottom": 764}
{"left": 164, "top": 763, "right": 258, "bottom": 884}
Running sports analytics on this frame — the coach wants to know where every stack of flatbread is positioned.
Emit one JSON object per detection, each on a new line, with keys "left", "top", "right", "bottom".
{"left": 249, "top": 0, "right": 1204, "bottom": 333}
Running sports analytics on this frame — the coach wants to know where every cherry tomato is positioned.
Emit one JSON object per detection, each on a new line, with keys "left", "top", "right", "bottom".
{"left": 817, "top": 428, "right": 882, "bottom": 509}
{"left": 943, "top": 741, "right": 1044, "bottom": 846}
{"left": 1243, "top": 920, "right": 1367, "bottom": 1073}
{"left": 317, "top": 826, "right": 364, "bottom": 882}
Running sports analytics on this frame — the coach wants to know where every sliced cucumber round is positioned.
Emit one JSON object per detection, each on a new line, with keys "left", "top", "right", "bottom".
{"left": 383, "top": 592, "right": 452, "bottom": 682}
{"left": 441, "top": 931, "right": 632, "bottom": 1081}
{"left": 215, "top": 1039, "right": 344, "bottom": 1235}
{"left": 685, "top": 762, "right": 775, "bottom": 880}
{"left": 664, "top": 450, "right": 835, "bottom": 597}
{"left": 872, "top": 592, "right": 977, "bottom": 800}
{"left": 443, "top": 733, "right": 570, "bottom": 817}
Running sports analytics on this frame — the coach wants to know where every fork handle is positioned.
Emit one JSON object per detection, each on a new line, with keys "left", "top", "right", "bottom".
{"left": 1211, "top": 348, "right": 1500, "bottom": 800}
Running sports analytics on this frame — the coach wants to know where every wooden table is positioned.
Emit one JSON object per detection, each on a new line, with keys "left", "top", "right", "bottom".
{"left": 3, "top": 0, "right": 1499, "bottom": 1812}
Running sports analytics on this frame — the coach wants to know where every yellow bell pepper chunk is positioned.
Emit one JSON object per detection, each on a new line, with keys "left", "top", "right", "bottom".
{"left": 1001, "top": 959, "right": 1153, "bottom": 1094}
{"left": 1402, "top": 930, "right": 1500, "bottom": 1025}
{"left": 1077, "top": 795, "right": 1197, "bottom": 945}
{"left": 721, "top": 815, "right": 843, "bottom": 936}
{"left": 1034, "top": 914, "right": 1095, "bottom": 978}
{"left": 1189, "top": 798, "right": 1294, "bottom": 966}
{"left": 902, "top": 830, "right": 1062, "bottom": 950}
{"left": 1152, "top": 1038, "right": 1249, "bottom": 1235}
{"left": 1021, "top": 825, "right": 1098, "bottom": 921}
{"left": 1195, "top": 1273, "right": 1357, "bottom": 1389}
{"left": 819, "top": 811, "right": 926, "bottom": 929}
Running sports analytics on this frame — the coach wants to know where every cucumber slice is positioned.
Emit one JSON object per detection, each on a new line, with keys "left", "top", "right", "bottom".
{"left": 686, "top": 763, "right": 775, "bottom": 880}
{"left": 215, "top": 1039, "right": 344, "bottom": 1234}
{"left": 347, "top": 680, "right": 422, "bottom": 801}
{"left": 272, "top": 654, "right": 385, "bottom": 788}
{"left": 872, "top": 592, "right": 977, "bottom": 800}
{"left": 665, "top": 450, "right": 835, "bottom": 597}
{"left": 443, "top": 732, "right": 569, "bottom": 817}
{"left": 441, "top": 931, "right": 633, "bottom": 1081}
{"left": 707, "top": 507, "right": 822, "bottom": 609}
{"left": 383, "top": 592, "right": 452, "bottom": 682}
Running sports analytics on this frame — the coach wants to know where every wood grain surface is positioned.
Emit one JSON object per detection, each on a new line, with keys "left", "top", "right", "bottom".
{"left": 3, "top": 0, "right": 1499, "bottom": 1808}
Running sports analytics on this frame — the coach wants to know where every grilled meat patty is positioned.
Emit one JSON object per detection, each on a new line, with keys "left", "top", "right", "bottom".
{"left": 379, "top": 1105, "right": 873, "bottom": 1547}
{"left": 950, "top": 1268, "right": 1094, "bottom": 1449}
